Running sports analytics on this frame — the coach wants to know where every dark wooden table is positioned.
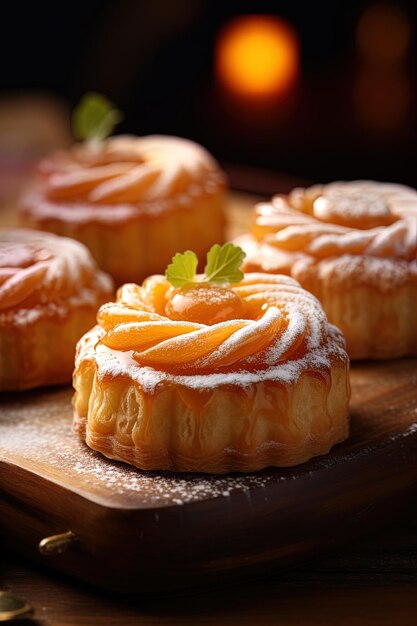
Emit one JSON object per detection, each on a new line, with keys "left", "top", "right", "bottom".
{"left": 2, "top": 506, "right": 417, "bottom": 626}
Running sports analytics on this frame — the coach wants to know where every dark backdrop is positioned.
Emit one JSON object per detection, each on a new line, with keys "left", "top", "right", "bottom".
{"left": 1, "top": 0, "right": 416, "bottom": 188}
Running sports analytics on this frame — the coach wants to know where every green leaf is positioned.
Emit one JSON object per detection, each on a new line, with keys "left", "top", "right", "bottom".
{"left": 204, "top": 243, "right": 246, "bottom": 285}
{"left": 72, "top": 92, "right": 122, "bottom": 142}
{"left": 165, "top": 250, "right": 198, "bottom": 287}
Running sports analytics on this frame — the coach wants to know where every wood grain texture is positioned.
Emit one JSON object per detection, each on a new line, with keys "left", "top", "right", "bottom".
{"left": 1, "top": 359, "right": 417, "bottom": 592}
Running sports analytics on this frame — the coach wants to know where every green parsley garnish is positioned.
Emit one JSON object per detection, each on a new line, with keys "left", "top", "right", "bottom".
{"left": 165, "top": 250, "right": 199, "bottom": 287}
{"left": 72, "top": 92, "right": 122, "bottom": 142}
{"left": 204, "top": 243, "right": 246, "bottom": 284}
{"left": 165, "top": 243, "right": 246, "bottom": 288}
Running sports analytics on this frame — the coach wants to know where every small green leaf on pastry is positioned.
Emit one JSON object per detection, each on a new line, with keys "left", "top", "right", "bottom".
{"left": 204, "top": 243, "right": 246, "bottom": 285}
{"left": 72, "top": 92, "right": 122, "bottom": 142}
{"left": 165, "top": 250, "right": 199, "bottom": 287}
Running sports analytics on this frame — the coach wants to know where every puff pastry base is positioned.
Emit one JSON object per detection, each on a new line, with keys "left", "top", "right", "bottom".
{"left": 0, "top": 302, "right": 109, "bottom": 391}
{"left": 23, "top": 194, "right": 225, "bottom": 287}
{"left": 73, "top": 327, "right": 350, "bottom": 473}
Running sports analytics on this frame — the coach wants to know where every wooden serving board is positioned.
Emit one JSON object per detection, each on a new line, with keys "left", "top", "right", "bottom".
{"left": 1, "top": 359, "right": 417, "bottom": 592}
{"left": 1, "top": 193, "right": 417, "bottom": 592}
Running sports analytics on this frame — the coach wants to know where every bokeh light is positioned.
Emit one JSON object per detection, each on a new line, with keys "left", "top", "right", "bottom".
{"left": 357, "top": 3, "right": 411, "bottom": 65}
{"left": 355, "top": 3, "right": 411, "bottom": 133}
{"left": 216, "top": 15, "right": 299, "bottom": 100}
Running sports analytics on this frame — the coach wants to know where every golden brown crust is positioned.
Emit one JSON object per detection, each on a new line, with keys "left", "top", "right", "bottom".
{"left": 72, "top": 273, "right": 350, "bottom": 473}
{"left": 237, "top": 180, "right": 417, "bottom": 360}
{"left": 20, "top": 135, "right": 227, "bottom": 285}
{"left": 292, "top": 255, "right": 417, "bottom": 359}
{"left": 0, "top": 229, "right": 113, "bottom": 390}
{"left": 0, "top": 304, "right": 107, "bottom": 390}
{"left": 73, "top": 354, "right": 349, "bottom": 473}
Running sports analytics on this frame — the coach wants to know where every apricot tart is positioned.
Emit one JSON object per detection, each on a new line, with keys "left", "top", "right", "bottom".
{"left": 21, "top": 134, "right": 227, "bottom": 285}
{"left": 73, "top": 245, "right": 349, "bottom": 473}
{"left": 237, "top": 181, "right": 417, "bottom": 359}
{"left": 0, "top": 229, "right": 113, "bottom": 390}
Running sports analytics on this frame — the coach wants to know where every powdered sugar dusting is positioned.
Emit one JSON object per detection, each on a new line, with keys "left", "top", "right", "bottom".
{"left": 310, "top": 255, "right": 417, "bottom": 292}
{"left": 90, "top": 315, "right": 346, "bottom": 394}
{"left": 0, "top": 229, "right": 113, "bottom": 318}
{"left": 195, "top": 306, "right": 282, "bottom": 369}
{"left": 0, "top": 289, "right": 112, "bottom": 327}
{"left": 253, "top": 180, "right": 417, "bottom": 260}
{"left": 0, "top": 388, "right": 297, "bottom": 509}
{"left": 22, "top": 135, "right": 226, "bottom": 224}
{"left": 97, "top": 343, "right": 334, "bottom": 393}
{"left": 93, "top": 272, "right": 333, "bottom": 378}
{"left": 2, "top": 364, "right": 417, "bottom": 509}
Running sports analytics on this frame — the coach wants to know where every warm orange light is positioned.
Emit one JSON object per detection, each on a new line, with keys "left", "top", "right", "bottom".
{"left": 216, "top": 16, "right": 299, "bottom": 99}
{"left": 357, "top": 3, "right": 411, "bottom": 65}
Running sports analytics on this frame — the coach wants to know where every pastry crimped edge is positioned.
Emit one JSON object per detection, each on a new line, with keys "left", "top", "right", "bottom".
{"left": 73, "top": 324, "right": 350, "bottom": 474}
{"left": 237, "top": 235, "right": 417, "bottom": 360}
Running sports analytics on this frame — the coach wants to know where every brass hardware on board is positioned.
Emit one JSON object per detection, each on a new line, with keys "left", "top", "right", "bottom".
{"left": 0, "top": 591, "right": 33, "bottom": 622}
{"left": 38, "top": 530, "right": 77, "bottom": 555}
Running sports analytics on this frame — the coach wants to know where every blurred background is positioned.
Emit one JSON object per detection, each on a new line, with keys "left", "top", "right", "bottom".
{"left": 0, "top": 0, "right": 416, "bottom": 198}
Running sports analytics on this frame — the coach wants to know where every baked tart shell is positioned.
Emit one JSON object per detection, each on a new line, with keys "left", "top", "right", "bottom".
{"left": 73, "top": 326, "right": 349, "bottom": 474}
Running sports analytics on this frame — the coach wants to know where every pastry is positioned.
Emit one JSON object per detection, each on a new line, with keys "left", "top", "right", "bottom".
{"left": 237, "top": 181, "right": 417, "bottom": 359}
{"left": 20, "top": 134, "right": 227, "bottom": 286}
{"left": 0, "top": 229, "right": 113, "bottom": 390}
{"left": 73, "top": 243, "right": 349, "bottom": 473}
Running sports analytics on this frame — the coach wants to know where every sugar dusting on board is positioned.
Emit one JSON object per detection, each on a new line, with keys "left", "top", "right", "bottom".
{"left": 3, "top": 362, "right": 417, "bottom": 509}
{"left": 0, "top": 387, "right": 294, "bottom": 509}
